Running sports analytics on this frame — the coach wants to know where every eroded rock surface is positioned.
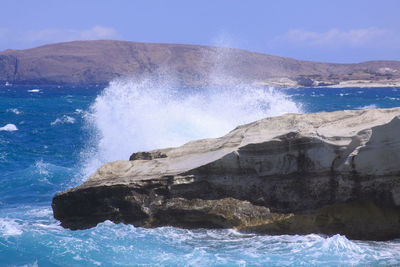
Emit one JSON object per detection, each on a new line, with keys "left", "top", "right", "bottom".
{"left": 52, "top": 108, "right": 400, "bottom": 240}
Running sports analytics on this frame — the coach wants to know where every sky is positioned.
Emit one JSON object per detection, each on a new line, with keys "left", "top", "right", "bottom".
{"left": 1, "top": 0, "right": 400, "bottom": 63}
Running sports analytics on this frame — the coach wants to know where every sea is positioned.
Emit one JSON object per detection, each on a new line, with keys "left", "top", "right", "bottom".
{"left": 1, "top": 79, "right": 400, "bottom": 266}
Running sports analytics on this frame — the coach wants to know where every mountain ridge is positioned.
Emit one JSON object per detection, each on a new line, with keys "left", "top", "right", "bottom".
{"left": 1, "top": 40, "right": 400, "bottom": 87}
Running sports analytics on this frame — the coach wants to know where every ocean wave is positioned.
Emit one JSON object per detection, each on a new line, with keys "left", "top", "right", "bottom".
{"left": 1, "top": 216, "right": 399, "bottom": 266}
{"left": 356, "top": 104, "right": 378, "bottom": 109}
{"left": 51, "top": 115, "right": 76, "bottom": 126}
{"left": 384, "top": 96, "right": 400, "bottom": 101}
{"left": 27, "top": 89, "right": 40, "bottom": 93}
{"left": 79, "top": 77, "right": 302, "bottom": 179}
{"left": 0, "top": 218, "right": 23, "bottom": 236}
{"left": 0, "top": 124, "right": 18, "bottom": 131}
{"left": 57, "top": 222, "right": 400, "bottom": 266}
{"left": 0, "top": 161, "right": 74, "bottom": 205}
{"left": 338, "top": 93, "right": 351, "bottom": 97}
{"left": 6, "top": 108, "right": 21, "bottom": 115}
{"left": 74, "top": 109, "right": 84, "bottom": 115}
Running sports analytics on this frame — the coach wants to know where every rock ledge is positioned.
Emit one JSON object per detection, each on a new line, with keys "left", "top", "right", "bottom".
{"left": 52, "top": 108, "right": 400, "bottom": 240}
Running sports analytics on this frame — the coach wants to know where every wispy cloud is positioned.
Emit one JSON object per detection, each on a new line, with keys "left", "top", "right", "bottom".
{"left": 26, "top": 26, "right": 118, "bottom": 43}
{"left": 79, "top": 26, "right": 117, "bottom": 39}
{"left": 275, "top": 27, "right": 392, "bottom": 47}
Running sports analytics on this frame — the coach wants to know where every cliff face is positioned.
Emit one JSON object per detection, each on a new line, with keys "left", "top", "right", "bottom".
{"left": 2, "top": 40, "right": 400, "bottom": 86}
{"left": 52, "top": 108, "right": 400, "bottom": 240}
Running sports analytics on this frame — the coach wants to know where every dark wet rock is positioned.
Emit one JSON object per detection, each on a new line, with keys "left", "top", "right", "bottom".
{"left": 295, "top": 76, "right": 315, "bottom": 87}
{"left": 129, "top": 151, "right": 168, "bottom": 161}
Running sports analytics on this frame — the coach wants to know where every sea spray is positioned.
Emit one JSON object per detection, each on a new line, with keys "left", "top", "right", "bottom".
{"left": 80, "top": 77, "right": 301, "bottom": 179}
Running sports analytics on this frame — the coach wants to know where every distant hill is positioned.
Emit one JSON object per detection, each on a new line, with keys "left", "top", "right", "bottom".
{"left": 1, "top": 40, "right": 400, "bottom": 87}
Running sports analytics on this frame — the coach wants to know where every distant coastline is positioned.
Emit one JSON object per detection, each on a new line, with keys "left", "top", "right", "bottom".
{"left": 255, "top": 79, "right": 400, "bottom": 88}
{"left": 1, "top": 40, "right": 400, "bottom": 87}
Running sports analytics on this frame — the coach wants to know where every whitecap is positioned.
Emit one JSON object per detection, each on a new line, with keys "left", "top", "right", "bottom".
{"left": 74, "top": 109, "right": 87, "bottom": 117}
{"left": 73, "top": 255, "right": 83, "bottom": 261}
{"left": 338, "top": 93, "right": 351, "bottom": 97}
{"left": 35, "top": 159, "right": 49, "bottom": 176}
{"left": 0, "top": 124, "right": 18, "bottom": 131}
{"left": 356, "top": 104, "right": 378, "bottom": 110}
{"left": 6, "top": 108, "right": 21, "bottom": 115}
{"left": 25, "top": 207, "right": 53, "bottom": 218}
{"left": 384, "top": 97, "right": 400, "bottom": 101}
{"left": 90, "top": 259, "right": 102, "bottom": 266}
{"left": 0, "top": 218, "right": 23, "bottom": 236}
{"left": 27, "top": 89, "right": 40, "bottom": 93}
{"left": 51, "top": 115, "right": 76, "bottom": 126}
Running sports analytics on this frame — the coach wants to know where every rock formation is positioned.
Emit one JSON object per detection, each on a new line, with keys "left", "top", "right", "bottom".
{"left": 52, "top": 107, "right": 400, "bottom": 240}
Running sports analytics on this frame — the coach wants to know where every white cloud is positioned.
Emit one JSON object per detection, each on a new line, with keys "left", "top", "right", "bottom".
{"left": 276, "top": 27, "right": 392, "bottom": 47}
{"left": 26, "top": 26, "right": 118, "bottom": 43}
{"left": 79, "top": 26, "right": 117, "bottom": 39}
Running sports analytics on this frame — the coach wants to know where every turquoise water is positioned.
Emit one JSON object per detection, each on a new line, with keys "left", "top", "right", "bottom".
{"left": 1, "top": 82, "right": 400, "bottom": 266}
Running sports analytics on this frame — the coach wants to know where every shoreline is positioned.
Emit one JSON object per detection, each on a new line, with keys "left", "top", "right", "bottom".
{"left": 2, "top": 81, "right": 400, "bottom": 89}
{"left": 255, "top": 79, "right": 400, "bottom": 88}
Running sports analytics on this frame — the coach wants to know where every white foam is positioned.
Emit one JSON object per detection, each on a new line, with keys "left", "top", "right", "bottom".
{"left": 35, "top": 159, "right": 49, "bottom": 176}
{"left": 0, "top": 123, "right": 18, "bottom": 131}
{"left": 0, "top": 218, "right": 23, "bottom": 236}
{"left": 338, "top": 93, "right": 351, "bottom": 97}
{"left": 25, "top": 207, "right": 53, "bottom": 217}
{"left": 28, "top": 89, "right": 40, "bottom": 93}
{"left": 385, "top": 97, "right": 400, "bottom": 101}
{"left": 80, "top": 76, "right": 302, "bottom": 179}
{"left": 357, "top": 104, "right": 378, "bottom": 110}
{"left": 6, "top": 108, "right": 21, "bottom": 115}
{"left": 51, "top": 115, "right": 76, "bottom": 126}
{"left": 75, "top": 109, "right": 84, "bottom": 114}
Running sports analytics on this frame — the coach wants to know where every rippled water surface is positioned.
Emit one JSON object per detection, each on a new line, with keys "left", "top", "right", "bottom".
{"left": 1, "top": 83, "right": 400, "bottom": 266}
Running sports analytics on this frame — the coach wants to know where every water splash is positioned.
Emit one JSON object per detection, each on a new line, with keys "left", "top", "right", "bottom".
{"left": 80, "top": 76, "right": 301, "bottom": 179}
{"left": 0, "top": 218, "right": 23, "bottom": 236}
{"left": 50, "top": 115, "right": 76, "bottom": 126}
{"left": 0, "top": 124, "right": 18, "bottom": 131}
{"left": 356, "top": 104, "right": 378, "bottom": 110}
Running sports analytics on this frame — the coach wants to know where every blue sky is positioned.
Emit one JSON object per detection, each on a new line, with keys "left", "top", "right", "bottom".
{"left": 1, "top": 0, "right": 400, "bottom": 63}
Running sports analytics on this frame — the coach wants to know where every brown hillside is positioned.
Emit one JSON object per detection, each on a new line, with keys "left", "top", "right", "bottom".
{"left": 1, "top": 40, "right": 400, "bottom": 86}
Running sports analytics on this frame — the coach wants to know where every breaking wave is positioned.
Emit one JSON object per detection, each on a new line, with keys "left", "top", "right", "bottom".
{"left": 50, "top": 115, "right": 76, "bottom": 126}
{"left": 6, "top": 108, "right": 21, "bottom": 115}
{"left": 80, "top": 77, "right": 302, "bottom": 178}
{"left": 0, "top": 124, "right": 18, "bottom": 131}
{"left": 0, "top": 218, "right": 23, "bottom": 236}
{"left": 357, "top": 104, "right": 378, "bottom": 110}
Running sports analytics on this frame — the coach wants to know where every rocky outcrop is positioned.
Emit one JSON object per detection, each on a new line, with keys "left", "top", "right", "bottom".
{"left": 52, "top": 108, "right": 400, "bottom": 240}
